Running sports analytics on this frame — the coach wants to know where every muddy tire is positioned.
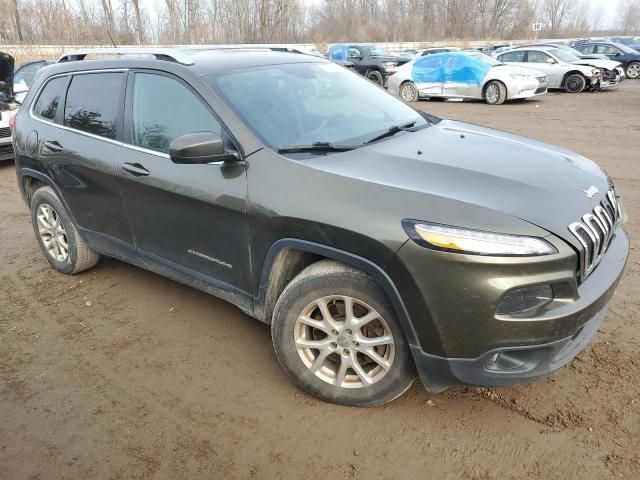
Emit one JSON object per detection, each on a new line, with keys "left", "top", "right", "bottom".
{"left": 30, "top": 186, "right": 99, "bottom": 274}
{"left": 400, "top": 82, "right": 419, "bottom": 102}
{"left": 625, "top": 62, "right": 640, "bottom": 79}
{"left": 564, "top": 73, "right": 586, "bottom": 93}
{"left": 484, "top": 80, "right": 507, "bottom": 105}
{"left": 366, "top": 70, "right": 384, "bottom": 85}
{"left": 271, "top": 260, "right": 415, "bottom": 407}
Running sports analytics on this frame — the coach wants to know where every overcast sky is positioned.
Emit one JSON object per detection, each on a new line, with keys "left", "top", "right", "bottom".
{"left": 132, "top": 0, "right": 621, "bottom": 32}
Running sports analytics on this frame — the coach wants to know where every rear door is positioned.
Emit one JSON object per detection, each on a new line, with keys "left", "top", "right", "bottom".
{"left": 118, "top": 71, "right": 251, "bottom": 295}
{"left": 35, "top": 71, "right": 135, "bottom": 257}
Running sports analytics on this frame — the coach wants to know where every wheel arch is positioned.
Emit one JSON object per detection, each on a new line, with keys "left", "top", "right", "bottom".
{"left": 482, "top": 78, "right": 507, "bottom": 97}
{"left": 254, "top": 238, "right": 420, "bottom": 347}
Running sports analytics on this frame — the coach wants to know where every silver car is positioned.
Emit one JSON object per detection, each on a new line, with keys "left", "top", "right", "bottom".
{"left": 496, "top": 46, "right": 624, "bottom": 93}
{"left": 388, "top": 51, "right": 548, "bottom": 105}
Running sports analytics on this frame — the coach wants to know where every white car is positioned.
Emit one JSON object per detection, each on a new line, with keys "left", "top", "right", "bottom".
{"left": 495, "top": 46, "right": 624, "bottom": 92}
{"left": 0, "top": 51, "right": 16, "bottom": 161}
{"left": 387, "top": 51, "right": 548, "bottom": 105}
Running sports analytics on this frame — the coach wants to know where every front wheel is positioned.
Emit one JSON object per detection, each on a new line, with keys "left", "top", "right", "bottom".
{"left": 625, "top": 62, "right": 640, "bottom": 79}
{"left": 400, "top": 82, "right": 419, "bottom": 102}
{"left": 484, "top": 80, "right": 507, "bottom": 105}
{"left": 565, "top": 73, "right": 586, "bottom": 93}
{"left": 366, "top": 70, "right": 384, "bottom": 85}
{"left": 271, "top": 260, "right": 415, "bottom": 407}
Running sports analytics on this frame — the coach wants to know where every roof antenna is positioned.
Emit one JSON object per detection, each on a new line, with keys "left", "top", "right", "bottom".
{"left": 106, "top": 30, "right": 118, "bottom": 48}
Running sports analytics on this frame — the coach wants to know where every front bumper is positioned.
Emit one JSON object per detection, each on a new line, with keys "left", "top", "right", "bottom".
{"left": 398, "top": 228, "right": 629, "bottom": 391}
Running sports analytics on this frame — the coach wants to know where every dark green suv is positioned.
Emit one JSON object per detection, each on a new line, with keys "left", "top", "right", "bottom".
{"left": 12, "top": 48, "right": 629, "bottom": 406}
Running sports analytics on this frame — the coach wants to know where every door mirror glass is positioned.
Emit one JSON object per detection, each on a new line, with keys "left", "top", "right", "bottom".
{"left": 169, "top": 132, "right": 236, "bottom": 164}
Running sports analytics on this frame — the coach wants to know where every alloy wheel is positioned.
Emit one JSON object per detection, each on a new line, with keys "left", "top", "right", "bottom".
{"left": 36, "top": 203, "right": 69, "bottom": 262}
{"left": 627, "top": 63, "right": 640, "bottom": 79}
{"left": 486, "top": 84, "right": 499, "bottom": 104}
{"left": 401, "top": 83, "right": 418, "bottom": 102}
{"left": 294, "top": 295, "right": 395, "bottom": 389}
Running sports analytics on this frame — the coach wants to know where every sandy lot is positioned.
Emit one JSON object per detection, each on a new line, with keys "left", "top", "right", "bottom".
{"left": 1, "top": 83, "right": 639, "bottom": 480}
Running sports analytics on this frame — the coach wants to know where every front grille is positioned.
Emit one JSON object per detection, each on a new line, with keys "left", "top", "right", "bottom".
{"left": 568, "top": 189, "right": 621, "bottom": 282}
{"left": 0, "top": 127, "right": 10, "bottom": 139}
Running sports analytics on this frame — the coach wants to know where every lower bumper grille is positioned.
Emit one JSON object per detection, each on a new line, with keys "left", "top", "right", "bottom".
{"left": 568, "top": 189, "right": 621, "bottom": 281}
{"left": 0, "top": 127, "right": 11, "bottom": 139}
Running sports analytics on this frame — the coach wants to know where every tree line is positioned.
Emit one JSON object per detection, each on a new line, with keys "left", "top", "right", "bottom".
{"left": 1, "top": 0, "right": 639, "bottom": 46}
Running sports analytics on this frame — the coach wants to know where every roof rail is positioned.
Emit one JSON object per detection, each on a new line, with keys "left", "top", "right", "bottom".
{"left": 57, "top": 48, "right": 194, "bottom": 65}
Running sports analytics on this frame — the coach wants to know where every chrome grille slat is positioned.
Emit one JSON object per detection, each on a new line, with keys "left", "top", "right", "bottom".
{"left": 568, "top": 188, "right": 620, "bottom": 282}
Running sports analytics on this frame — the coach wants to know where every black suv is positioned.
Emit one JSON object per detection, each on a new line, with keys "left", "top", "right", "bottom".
{"left": 327, "top": 43, "right": 410, "bottom": 85}
{"left": 13, "top": 48, "right": 628, "bottom": 406}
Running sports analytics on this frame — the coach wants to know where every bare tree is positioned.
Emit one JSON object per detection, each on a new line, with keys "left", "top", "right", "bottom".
{"left": 542, "top": 0, "right": 573, "bottom": 35}
{"left": 12, "top": 0, "right": 24, "bottom": 42}
{"left": 619, "top": 0, "right": 640, "bottom": 34}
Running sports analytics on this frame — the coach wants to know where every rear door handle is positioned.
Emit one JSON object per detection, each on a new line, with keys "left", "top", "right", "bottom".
{"left": 121, "top": 162, "right": 150, "bottom": 177}
{"left": 42, "top": 140, "right": 63, "bottom": 153}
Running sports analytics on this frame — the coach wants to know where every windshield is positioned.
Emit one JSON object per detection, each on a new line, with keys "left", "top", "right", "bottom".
{"left": 467, "top": 52, "right": 501, "bottom": 66}
{"left": 549, "top": 48, "right": 580, "bottom": 62}
{"left": 360, "top": 45, "right": 391, "bottom": 57}
{"left": 206, "top": 62, "right": 428, "bottom": 149}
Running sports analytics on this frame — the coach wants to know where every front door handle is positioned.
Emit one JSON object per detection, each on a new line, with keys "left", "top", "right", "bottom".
{"left": 42, "top": 140, "right": 63, "bottom": 153}
{"left": 121, "top": 162, "right": 150, "bottom": 177}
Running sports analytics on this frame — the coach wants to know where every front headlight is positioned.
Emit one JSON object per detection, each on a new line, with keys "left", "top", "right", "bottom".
{"left": 592, "top": 68, "right": 601, "bottom": 76}
{"left": 383, "top": 62, "right": 397, "bottom": 71}
{"left": 403, "top": 221, "right": 557, "bottom": 256}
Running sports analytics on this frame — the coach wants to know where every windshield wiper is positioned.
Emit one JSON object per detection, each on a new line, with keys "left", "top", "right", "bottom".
{"left": 364, "top": 121, "right": 417, "bottom": 144}
{"left": 277, "top": 142, "right": 356, "bottom": 154}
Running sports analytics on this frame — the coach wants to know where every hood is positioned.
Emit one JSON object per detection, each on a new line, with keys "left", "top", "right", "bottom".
{"left": 370, "top": 55, "right": 410, "bottom": 65}
{"left": 571, "top": 58, "right": 621, "bottom": 70}
{"left": 305, "top": 119, "right": 611, "bottom": 248}
{"left": 493, "top": 64, "right": 546, "bottom": 77}
{"left": 577, "top": 53, "right": 609, "bottom": 60}
{"left": 0, "top": 51, "right": 15, "bottom": 101}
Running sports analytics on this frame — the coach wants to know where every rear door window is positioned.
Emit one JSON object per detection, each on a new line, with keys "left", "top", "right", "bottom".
{"left": 64, "top": 72, "right": 123, "bottom": 140}
{"left": 499, "top": 51, "right": 525, "bottom": 62}
{"left": 33, "top": 76, "right": 67, "bottom": 121}
{"left": 131, "top": 72, "right": 222, "bottom": 154}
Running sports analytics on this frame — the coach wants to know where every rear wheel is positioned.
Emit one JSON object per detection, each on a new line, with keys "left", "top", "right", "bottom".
{"left": 564, "top": 73, "right": 586, "bottom": 93}
{"left": 30, "top": 186, "right": 99, "bottom": 274}
{"left": 484, "top": 80, "right": 507, "bottom": 105}
{"left": 400, "top": 82, "right": 419, "bottom": 102}
{"left": 271, "top": 260, "right": 415, "bottom": 406}
{"left": 366, "top": 70, "right": 384, "bottom": 85}
{"left": 625, "top": 62, "right": 640, "bottom": 79}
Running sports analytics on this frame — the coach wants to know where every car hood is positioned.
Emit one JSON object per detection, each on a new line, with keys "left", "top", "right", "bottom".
{"left": 0, "top": 51, "right": 15, "bottom": 101}
{"left": 571, "top": 58, "right": 621, "bottom": 70}
{"left": 306, "top": 119, "right": 611, "bottom": 247}
{"left": 371, "top": 55, "right": 410, "bottom": 65}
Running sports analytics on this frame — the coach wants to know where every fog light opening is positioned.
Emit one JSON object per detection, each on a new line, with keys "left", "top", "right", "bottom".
{"left": 496, "top": 285, "right": 553, "bottom": 317}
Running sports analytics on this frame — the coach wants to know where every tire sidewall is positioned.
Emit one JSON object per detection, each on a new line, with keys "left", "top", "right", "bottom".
{"left": 484, "top": 80, "right": 506, "bottom": 105}
{"left": 30, "top": 188, "right": 79, "bottom": 274}
{"left": 272, "top": 270, "right": 414, "bottom": 407}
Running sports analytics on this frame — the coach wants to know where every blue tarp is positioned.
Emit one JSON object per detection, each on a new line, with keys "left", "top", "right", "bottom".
{"left": 411, "top": 52, "right": 492, "bottom": 85}
{"left": 328, "top": 44, "right": 349, "bottom": 62}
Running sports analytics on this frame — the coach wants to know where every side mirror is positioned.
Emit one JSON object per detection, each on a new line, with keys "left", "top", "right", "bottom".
{"left": 546, "top": 57, "right": 556, "bottom": 64}
{"left": 169, "top": 132, "right": 239, "bottom": 165}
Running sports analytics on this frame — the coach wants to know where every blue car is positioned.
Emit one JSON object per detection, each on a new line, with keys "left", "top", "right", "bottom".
{"left": 573, "top": 41, "right": 640, "bottom": 79}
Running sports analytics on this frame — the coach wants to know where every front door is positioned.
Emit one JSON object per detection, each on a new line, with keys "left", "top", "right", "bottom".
{"left": 117, "top": 71, "right": 251, "bottom": 295}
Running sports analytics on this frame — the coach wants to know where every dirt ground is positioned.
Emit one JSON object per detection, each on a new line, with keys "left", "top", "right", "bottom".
{"left": 1, "top": 82, "right": 639, "bottom": 480}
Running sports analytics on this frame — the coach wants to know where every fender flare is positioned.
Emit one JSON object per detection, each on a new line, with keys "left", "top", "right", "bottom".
{"left": 255, "top": 238, "right": 421, "bottom": 348}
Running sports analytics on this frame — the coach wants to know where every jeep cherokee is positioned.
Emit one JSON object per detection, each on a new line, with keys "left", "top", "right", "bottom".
{"left": 12, "top": 47, "right": 629, "bottom": 406}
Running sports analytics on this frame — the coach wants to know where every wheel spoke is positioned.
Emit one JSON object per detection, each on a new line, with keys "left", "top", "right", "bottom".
{"left": 351, "top": 310, "right": 379, "bottom": 329}
{"left": 361, "top": 348, "right": 392, "bottom": 371}
{"left": 342, "top": 296, "right": 354, "bottom": 329}
{"left": 350, "top": 352, "right": 373, "bottom": 385}
{"left": 310, "top": 347, "right": 332, "bottom": 373}
{"left": 335, "top": 355, "right": 351, "bottom": 386}
{"left": 297, "top": 315, "right": 331, "bottom": 334}
{"left": 295, "top": 337, "right": 332, "bottom": 350}
{"left": 316, "top": 299, "right": 339, "bottom": 329}
{"left": 356, "top": 335, "right": 393, "bottom": 348}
